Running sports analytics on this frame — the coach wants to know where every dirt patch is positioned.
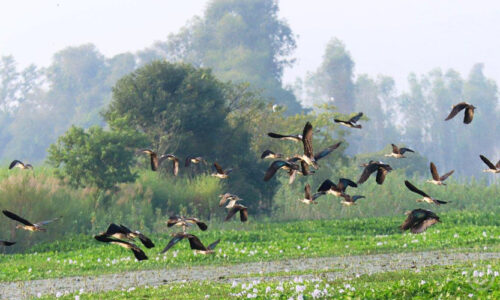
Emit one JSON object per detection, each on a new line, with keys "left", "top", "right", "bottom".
{"left": 1, "top": 250, "right": 499, "bottom": 299}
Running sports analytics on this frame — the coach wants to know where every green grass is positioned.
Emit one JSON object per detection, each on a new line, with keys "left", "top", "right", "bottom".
{"left": 44, "top": 259, "right": 500, "bottom": 299}
{"left": 1, "top": 211, "right": 499, "bottom": 282}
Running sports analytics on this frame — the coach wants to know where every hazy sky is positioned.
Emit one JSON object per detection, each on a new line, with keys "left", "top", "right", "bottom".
{"left": 2, "top": 0, "right": 500, "bottom": 92}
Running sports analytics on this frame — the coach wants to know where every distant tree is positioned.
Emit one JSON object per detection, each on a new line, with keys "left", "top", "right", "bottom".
{"left": 306, "top": 38, "right": 356, "bottom": 113}
{"left": 141, "top": 0, "right": 302, "bottom": 113}
{"left": 47, "top": 119, "right": 147, "bottom": 190}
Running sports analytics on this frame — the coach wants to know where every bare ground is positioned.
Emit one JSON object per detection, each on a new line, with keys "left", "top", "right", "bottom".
{"left": 1, "top": 250, "right": 499, "bottom": 299}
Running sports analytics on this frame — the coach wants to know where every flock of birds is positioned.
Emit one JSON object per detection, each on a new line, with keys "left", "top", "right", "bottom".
{"left": 0, "top": 101, "right": 498, "bottom": 261}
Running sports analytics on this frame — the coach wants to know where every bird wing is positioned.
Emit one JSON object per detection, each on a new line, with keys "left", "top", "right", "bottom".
{"left": 439, "top": 170, "right": 454, "bottom": 181}
{"left": 300, "top": 160, "right": 312, "bottom": 175}
{"left": 391, "top": 144, "right": 400, "bottom": 154}
{"left": 302, "top": 122, "right": 314, "bottom": 158}
{"left": 400, "top": 214, "right": 415, "bottom": 231}
{"left": 404, "top": 180, "right": 429, "bottom": 197}
{"left": 195, "top": 220, "right": 208, "bottom": 231}
{"left": 0, "top": 241, "right": 15, "bottom": 246}
{"left": 430, "top": 162, "right": 440, "bottom": 181}
{"left": 304, "top": 184, "right": 312, "bottom": 200}
{"left": 213, "top": 162, "right": 224, "bottom": 174}
{"left": 314, "top": 142, "right": 342, "bottom": 161}
{"left": 2, "top": 210, "right": 34, "bottom": 226}
{"left": 338, "top": 178, "right": 357, "bottom": 192}
{"left": 224, "top": 206, "right": 240, "bottom": 221}
{"left": 129, "top": 244, "right": 148, "bottom": 261}
{"left": 288, "top": 169, "right": 297, "bottom": 184}
{"left": 352, "top": 195, "right": 365, "bottom": 202}
{"left": 185, "top": 156, "right": 192, "bottom": 167}
{"left": 207, "top": 239, "right": 221, "bottom": 250}
{"left": 375, "top": 168, "right": 388, "bottom": 185}
{"left": 399, "top": 148, "right": 414, "bottom": 154}
{"left": 349, "top": 112, "right": 363, "bottom": 123}
{"left": 166, "top": 216, "right": 181, "bottom": 227}
{"left": 161, "top": 234, "right": 185, "bottom": 253}
{"left": 358, "top": 164, "right": 379, "bottom": 184}
{"left": 172, "top": 159, "right": 179, "bottom": 176}
{"left": 219, "top": 194, "right": 230, "bottom": 207}
{"left": 263, "top": 160, "right": 289, "bottom": 181}
{"left": 239, "top": 207, "right": 248, "bottom": 222}
{"left": 464, "top": 107, "right": 474, "bottom": 124}
{"left": 267, "top": 132, "right": 300, "bottom": 141}
{"left": 8, "top": 160, "right": 23, "bottom": 169}
{"left": 105, "top": 223, "right": 125, "bottom": 235}
{"left": 496, "top": 160, "right": 500, "bottom": 169}
{"left": 187, "top": 234, "right": 207, "bottom": 251}
{"left": 480, "top": 155, "right": 496, "bottom": 170}
{"left": 317, "top": 179, "right": 335, "bottom": 193}
{"left": 137, "top": 233, "right": 155, "bottom": 248}
{"left": 445, "top": 102, "right": 467, "bottom": 121}
{"left": 411, "top": 218, "right": 439, "bottom": 234}
{"left": 35, "top": 216, "right": 62, "bottom": 226}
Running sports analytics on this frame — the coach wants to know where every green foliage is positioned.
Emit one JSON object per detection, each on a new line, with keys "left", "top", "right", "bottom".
{"left": 47, "top": 124, "right": 147, "bottom": 190}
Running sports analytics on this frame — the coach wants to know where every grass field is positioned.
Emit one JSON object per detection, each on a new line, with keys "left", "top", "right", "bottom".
{"left": 1, "top": 211, "right": 499, "bottom": 284}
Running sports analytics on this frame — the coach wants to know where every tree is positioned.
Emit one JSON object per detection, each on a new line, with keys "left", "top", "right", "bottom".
{"left": 306, "top": 38, "right": 356, "bottom": 113}
{"left": 141, "top": 0, "right": 302, "bottom": 113}
{"left": 47, "top": 119, "right": 147, "bottom": 190}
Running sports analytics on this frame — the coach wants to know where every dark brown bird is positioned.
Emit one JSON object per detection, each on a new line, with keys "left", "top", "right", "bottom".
{"left": 298, "top": 184, "right": 323, "bottom": 204}
{"left": 263, "top": 160, "right": 299, "bottom": 182}
{"left": 185, "top": 156, "right": 205, "bottom": 167}
{"left": 0, "top": 241, "right": 15, "bottom": 246}
{"left": 479, "top": 155, "right": 500, "bottom": 174}
{"left": 317, "top": 178, "right": 357, "bottom": 197}
{"left": 94, "top": 234, "right": 148, "bottom": 261}
{"left": 211, "top": 162, "right": 232, "bottom": 179}
{"left": 224, "top": 204, "right": 248, "bottom": 222}
{"left": 167, "top": 216, "right": 208, "bottom": 232}
{"left": 300, "top": 122, "right": 317, "bottom": 168}
{"left": 334, "top": 112, "right": 363, "bottom": 129}
{"left": 161, "top": 232, "right": 220, "bottom": 254}
{"left": 427, "top": 162, "right": 454, "bottom": 185}
{"left": 340, "top": 194, "right": 365, "bottom": 206}
{"left": 400, "top": 209, "right": 440, "bottom": 234}
{"left": 261, "top": 150, "right": 283, "bottom": 159}
{"left": 2, "top": 210, "right": 61, "bottom": 232}
{"left": 404, "top": 180, "right": 448, "bottom": 205}
{"left": 102, "top": 223, "right": 154, "bottom": 248}
{"left": 444, "top": 102, "right": 476, "bottom": 124}
{"left": 9, "top": 160, "right": 33, "bottom": 170}
{"left": 165, "top": 154, "right": 180, "bottom": 176}
{"left": 358, "top": 161, "right": 393, "bottom": 185}
{"left": 138, "top": 149, "right": 167, "bottom": 171}
{"left": 385, "top": 144, "right": 414, "bottom": 158}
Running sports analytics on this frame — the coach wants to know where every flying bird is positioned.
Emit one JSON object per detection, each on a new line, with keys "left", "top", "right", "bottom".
{"left": 219, "top": 193, "right": 242, "bottom": 208}
{"left": 400, "top": 209, "right": 440, "bottom": 234}
{"left": 9, "top": 160, "right": 33, "bottom": 170}
{"left": 286, "top": 160, "right": 315, "bottom": 184}
{"left": 317, "top": 178, "right": 357, "bottom": 197}
{"left": 404, "top": 180, "right": 448, "bottom": 205}
{"left": 385, "top": 144, "right": 415, "bottom": 158}
{"left": 340, "top": 194, "right": 365, "bottom": 206}
{"left": 102, "top": 223, "right": 154, "bottom": 248}
{"left": 137, "top": 149, "right": 168, "bottom": 171}
{"left": 261, "top": 150, "right": 283, "bottom": 159}
{"left": 224, "top": 204, "right": 248, "bottom": 222}
{"left": 445, "top": 102, "right": 476, "bottom": 124}
{"left": 2, "top": 210, "right": 61, "bottom": 232}
{"left": 161, "top": 232, "right": 220, "bottom": 254}
{"left": 358, "top": 161, "right": 393, "bottom": 185}
{"left": 165, "top": 154, "right": 180, "bottom": 176}
{"left": 0, "top": 241, "right": 15, "bottom": 246}
{"left": 334, "top": 112, "right": 363, "bottom": 129}
{"left": 211, "top": 162, "right": 232, "bottom": 179}
{"left": 167, "top": 216, "right": 208, "bottom": 232}
{"left": 185, "top": 156, "right": 205, "bottom": 167}
{"left": 267, "top": 132, "right": 302, "bottom": 142}
{"left": 314, "top": 142, "right": 342, "bottom": 162}
{"left": 94, "top": 234, "right": 148, "bottom": 261}
{"left": 298, "top": 184, "right": 323, "bottom": 204}
{"left": 300, "top": 122, "right": 317, "bottom": 168}
{"left": 263, "top": 160, "right": 299, "bottom": 181}
{"left": 427, "top": 162, "right": 454, "bottom": 185}
{"left": 479, "top": 155, "right": 500, "bottom": 174}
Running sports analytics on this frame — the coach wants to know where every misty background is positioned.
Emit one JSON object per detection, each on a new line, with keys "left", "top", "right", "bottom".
{"left": 0, "top": 0, "right": 499, "bottom": 180}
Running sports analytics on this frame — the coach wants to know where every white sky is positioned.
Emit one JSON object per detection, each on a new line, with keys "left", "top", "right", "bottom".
{"left": 2, "top": 0, "right": 500, "bottom": 92}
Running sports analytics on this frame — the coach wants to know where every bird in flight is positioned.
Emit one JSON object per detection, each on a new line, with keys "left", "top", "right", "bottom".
{"left": 9, "top": 160, "right": 33, "bottom": 170}
{"left": 2, "top": 210, "right": 61, "bottom": 232}
{"left": 100, "top": 223, "right": 154, "bottom": 248}
{"left": 385, "top": 144, "right": 414, "bottom": 159}
{"left": 444, "top": 102, "right": 476, "bottom": 124}
{"left": 404, "top": 180, "right": 448, "bottom": 205}
{"left": 334, "top": 112, "right": 363, "bottom": 129}
{"left": 400, "top": 209, "right": 440, "bottom": 234}
{"left": 358, "top": 161, "right": 393, "bottom": 185}
{"left": 479, "top": 155, "right": 500, "bottom": 174}
{"left": 426, "top": 162, "right": 454, "bottom": 185}
{"left": 211, "top": 162, "right": 232, "bottom": 179}
{"left": 298, "top": 184, "right": 323, "bottom": 205}
{"left": 94, "top": 234, "right": 148, "bottom": 261}
{"left": 137, "top": 149, "right": 168, "bottom": 171}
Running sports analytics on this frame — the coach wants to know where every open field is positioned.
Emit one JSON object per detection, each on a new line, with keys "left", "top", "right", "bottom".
{"left": 1, "top": 211, "right": 499, "bottom": 298}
